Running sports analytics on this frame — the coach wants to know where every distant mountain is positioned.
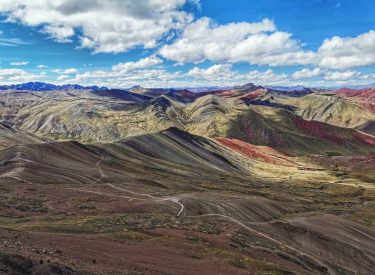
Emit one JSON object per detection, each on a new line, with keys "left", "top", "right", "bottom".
{"left": 265, "top": 85, "right": 313, "bottom": 97}
{"left": 179, "top": 86, "right": 233, "bottom": 93}
{"left": 335, "top": 87, "right": 375, "bottom": 100}
{"left": 0, "top": 81, "right": 108, "bottom": 91}
{"left": 266, "top": 85, "right": 308, "bottom": 91}
{"left": 129, "top": 85, "right": 203, "bottom": 103}
{"left": 233, "top": 82, "right": 263, "bottom": 92}
{"left": 210, "top": 83, "right": 264, "bottom": 97}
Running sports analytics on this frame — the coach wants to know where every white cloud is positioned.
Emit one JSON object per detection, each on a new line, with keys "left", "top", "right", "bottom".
{"left": 0, "top": 68, "right": 41, "bottom": 83}
{"left": 53, "top": 58, "right": 374, "bottom": 88}
{"left": 0, "top": 37, "right": 29, "bottom": 46}
{"left": 51, "top": 68, "right": 78, "bottom": 74}
{"left": 292, "top": 68, "right": 322, "bottom": 79}
{"left": 57, "top": 74, "right": 69, "bottom": 81}
{"left": 187, "top": 64, "right": 237, "bottom": 80}
{"left": 112, "top": 56, "right": 162, "bottom": 73}
{"left": 63, "top": 68, "right": 78, "bottom": 74}
{"left": 159, "top": 17, "right": 316, "bottom": 66}
{"left": 185, "top": 64, "right": 374, "bottom": 87}
{"left": 291, "top": 67, "right": 375, "bottom": 85}
{"left": 37, "top": 64, "right": 48, "bottom": 69}
{"left": 187, "top": 64, "right": 290, "bottom": 86}
{"left": 57, "top": 55, "right": 177, "bottom": 88}
{"left": 244, "top": 69, "right": 289, "bottom": 85}
{"left": 0, "top": 0, "right": 194, "bottom": 53}
{"left": 10, "top": 61, "right": 29, "bottom": 66}
{"left": 0, "top": 30, "right": 30, "bottom": 46}
{"left": 66, "top": 68, "right": 182, "bottom": 88}
{"left": 159, "top": 18, "right": 374, "bottom": 69}
{"left": 323, "top": 70, "right": 361, "bottom": 81}
{"left": 318, "top": 30, "right": 375, "bottom": 69}
{"left": 43, "top": 25, "right": 74, "bottom": 43}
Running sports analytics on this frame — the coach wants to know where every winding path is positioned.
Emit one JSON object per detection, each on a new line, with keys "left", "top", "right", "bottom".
{"left": 94, "top": 154, "right": 185, "bottom": 217}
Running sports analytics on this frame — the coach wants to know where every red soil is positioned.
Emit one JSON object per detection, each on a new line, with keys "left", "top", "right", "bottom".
{"left": 238, "top": 118, "right": 290, "bottom": 147}
{"left": 212, "top": 89, "right": 239, "bottom": 97}
{"left": 360, "top": 102, "right": 375, "bottom": 113}
{"left": 214, "top": 137, "right": 294, "bottom": 165}
{"left": 176, "top": 89, "right": 200, "bottom": 99}
{"left": 335, "top": 88, "right": 375, "bottom": 113}
{"left": 292, "top": 118, "right": 344, "bottom": 145}
{"left": 239, "top": 89, "right": 264, "bottom": 101}
{"left": 335, "top": 88, "right": 375, "bottom": 100}
{"left": 319, "top": 154, "right": 375, "bottom": 173}
{"left": 348, "top": 154, "right": 375, "bottom": 164}
{"left": 352, "top": 132, "right": 375, "bottom": 146}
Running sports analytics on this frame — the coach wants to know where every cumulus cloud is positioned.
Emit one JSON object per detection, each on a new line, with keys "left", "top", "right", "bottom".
{"left": 57, "top": 74, "right": 70, "bottom": 81}
{"left": 159, "top": 17, "right": 374, "bottom": 69}
{"left": 0, "top": 68, "right": 41, "bottom": 83}
{"left": 291, "top": 66, "right": 373, "bottom": 83}
{"left": 43, "top": 25, "right": 75, "bottom": 43}
{"left": 292, "top": 68, "right": 322, "bottom": 79}
{"left": 244, "top": 69, "right": 289, "bottom": 85}
{"left": 67, "top": 68, "right": 182, "bottom": 88}
{"left": 51, "top": 68, "right": 78, "bottom": 74}
{"left": 0, "top": 0, "right": 194, "bottom": 53}
{"left": 10, "top": 61, "right": 29, "bottom": 66}
{"left": 1, "top": 1, "right": 373, "bottom": 72}
{"left": 323, "top": 70, "right": 361, "bottom": 81}
{"left": 291, "top": 67, "right": 374, "bottom": 84}
{"left": 318, "top": 30, "right": 375, "bottom": 69}
{"left": 58, "top": 55, "right": 176, "bottom": 87}
{"left": 185, "top": 64, "right": 374, "bottom": 87}
{"left": 63, "top": 68, "right": 78, "bottom": 74}
{"left": 187, "top": 64, "right": 237, "bottom": 80}
{"left": 112, "top": 56, "right": 163, "bottom": 73}
{"left": 187, "top": 64, "right": 290, "bottom": 86}
{"left": 159, "top": 17, "right": 316, "bottom": 66}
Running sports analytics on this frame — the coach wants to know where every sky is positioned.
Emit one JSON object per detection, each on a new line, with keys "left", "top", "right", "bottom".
{"left": 0, "top": 0, "right": 374, "bottom": 88}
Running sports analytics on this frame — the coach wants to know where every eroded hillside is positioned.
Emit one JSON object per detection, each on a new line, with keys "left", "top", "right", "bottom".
{"left": 0, "top": 84, "right": 374, "bottom": 274}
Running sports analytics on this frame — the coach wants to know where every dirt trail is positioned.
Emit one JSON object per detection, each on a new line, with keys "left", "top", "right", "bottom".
{"left": 5, "top": 153, "right": 358, "bottom": 274}
{"left": 95, "top": 154, "right": 185, "bottom": 217}
{"left": 93, "top": 154, "right": 359, "bottom": 274}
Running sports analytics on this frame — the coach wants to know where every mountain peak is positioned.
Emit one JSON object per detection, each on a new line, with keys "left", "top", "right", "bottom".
{"left": 235, "top": 83, "right": 263, "bottom": 92}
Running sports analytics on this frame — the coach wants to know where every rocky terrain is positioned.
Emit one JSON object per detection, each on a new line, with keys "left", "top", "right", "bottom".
{"left": 0, "top": 83, "right": 374, "bottom": 274}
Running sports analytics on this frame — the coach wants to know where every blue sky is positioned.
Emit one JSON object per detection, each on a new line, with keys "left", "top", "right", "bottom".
{"left": 0, "top": 0, "right": 374, "bottom": 88}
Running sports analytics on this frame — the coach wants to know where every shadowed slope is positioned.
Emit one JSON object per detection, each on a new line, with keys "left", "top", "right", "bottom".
{"left": 0, "top": 141, "right": 103, "bottom": 184}
{"left": 118, "top": 127, "right": 240, "bottom": 173}
{"left": 0, "top": 123, "right": 42, "bottom": 150}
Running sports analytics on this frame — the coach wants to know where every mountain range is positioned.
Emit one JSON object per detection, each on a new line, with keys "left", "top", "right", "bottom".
{"left": 0, "top": 81, "right": 108, "bottom": 91}
{"left": 0, "top": 82, "right": 374, "bottom": 274}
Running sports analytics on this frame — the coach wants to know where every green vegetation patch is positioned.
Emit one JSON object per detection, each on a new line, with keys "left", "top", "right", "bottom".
{"left": 0, "top": 196, "right": 48, "bottom": 213}
{"left": 16, "top": 214, "right": 222, "bottom": 235}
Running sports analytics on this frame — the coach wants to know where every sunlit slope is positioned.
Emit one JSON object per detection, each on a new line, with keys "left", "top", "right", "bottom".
{"left": 292, "top": 93, "right": 375, "bottom": 134}
{"left": 1, "top": 87, "right": 374, "bottom": 157}
{"left": 184, "top": 97, "right": 375, "bottom": 155}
